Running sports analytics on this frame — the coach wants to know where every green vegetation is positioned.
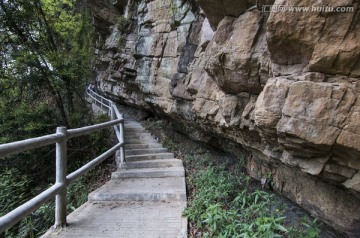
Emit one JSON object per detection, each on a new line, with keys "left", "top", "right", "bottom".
{"left": 163, "top": 138, "right": 179, "bottom": 151}
{"left": 0, "top": 1, "right": 115, "bottom": 237}
{"left": 118, "top": 35, "right": 127, "bottom": 48}
{"left": 183, "top": 154, "right": 321, "bottom": 238}
{"left": 0, "top": 114, "right": 114, "bottom": 238}
{"left": 0, "top": 159, "right": 115, "bottom": 238}
{"left": 115, "top": 15, "right": 133, "bottom": 48}
{"left": 116, "top": 15, "right": 132, "bottom": 33}
{"left": 169, "top": 0, "right": 180, "bottom": 28}
{"left": 0, "top": 0, "right": 94, "bottom": 128}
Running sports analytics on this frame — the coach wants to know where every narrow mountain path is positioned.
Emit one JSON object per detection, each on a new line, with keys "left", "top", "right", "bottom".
{"left": 42, "top": 116, "right": 187, "bottom": 238}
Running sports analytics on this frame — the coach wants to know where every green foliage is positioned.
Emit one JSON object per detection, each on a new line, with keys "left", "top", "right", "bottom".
{"left": 184, "top": 155, "right": 321, "bottom": 238}
{"left": 118, "top": 35, "right": 126, "bottom": 48}
{"left": 169, "top": 0, "right": 180, "bottom": 28}
{"left": 0, "top": 157, "right": 114, "bottom": 238}
{"left": 116, "top": 15, "right": 132, "bottom": 33}
{"left": 14, "top": 202, "right": 55, "bottom": 238}
{"left": 88, "top": 114, "right": 112, "bottom": 153}
{"left": 0, "top": 169, "right": 31, "bottom": 237}
{"left": 0, "top": 169, "right": 31, "bottom": 216}
{"left": 0, "top": 112, "right": 113, "bottom": 237}
{"left": 0, "top": 2, "right": 105, "bottom": 231}
{"left": 0, "top": 0, "right": 95, "bottom": 127}
{"left": 287, "top": 218, "right": 321, "bottom": 238}
{"left": 163, "top": 138, "right": 179, "bottom": 151}
{"left": 0, "top": 1, "right": 116, "bottom": 237}
{"left": 0, "top": 101, "right": 57, "bottom": 144}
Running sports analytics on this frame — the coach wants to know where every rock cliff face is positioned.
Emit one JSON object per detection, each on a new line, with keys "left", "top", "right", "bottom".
{"left": 92, "top": 0, "right": 360, "bottom": 236}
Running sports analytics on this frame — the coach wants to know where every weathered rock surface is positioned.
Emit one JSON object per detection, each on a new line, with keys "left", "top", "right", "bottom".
{"left": 92, "top": 0, "right": 360, "bottom": 236}
{"left": 195, "top": 0, "right": 256, "bottom": 30}
{"left": 89, "top": 0, "right": 120, "bottom": 33}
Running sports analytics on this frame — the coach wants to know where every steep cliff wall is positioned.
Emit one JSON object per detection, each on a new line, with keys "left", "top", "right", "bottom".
{"left": 92, "top": 0, "right": 360, "bottom": 236}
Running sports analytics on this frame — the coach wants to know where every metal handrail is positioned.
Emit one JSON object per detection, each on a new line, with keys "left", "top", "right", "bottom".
{"left": 0, "top": 133, "right": 63, "bottom": 158}
{"left": 86, "top": 85, "right": 125, "bottom": 154}
{"left": 67, "top": 118, "right": 123, "bottom": 138}
{"left": 86, "top": 85, "right": 112, "bottom": 116}
{"left": 0, "top": 87, "right": 126, "bottom": 233}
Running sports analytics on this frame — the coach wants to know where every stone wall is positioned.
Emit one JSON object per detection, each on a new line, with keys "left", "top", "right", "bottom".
{"left": 92, "top": 0, "right": 360, "bottom": 236}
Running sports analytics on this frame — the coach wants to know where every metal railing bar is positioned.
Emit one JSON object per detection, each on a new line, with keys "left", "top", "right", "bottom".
{"left": 112, "top": 104, "right": 122, "bottom": 119}
{"left": 0, "top": 183, "right": 63, "bottom": 232}
{"left": 67, "top": 118, "right": 124, "bottom": 139}
{"left": 119, "top": 117, "right": 125, "bottom": 164}
{"left": 88, "top": 90, "right": 109, "bottom": 105}
{"left": 66, "top": 142, "right": 123, "bottom": 183}
{"left": 0, "top": 134, "right": 64, "bottom": 158}
{"left": 87, "top": 93, "right": 111, "bottom": 110}
{"left": 86, "top": 86, "right": 112, "bottom": 108}
{"left": 113, "top": 126, "right": 122, "bottom": 142}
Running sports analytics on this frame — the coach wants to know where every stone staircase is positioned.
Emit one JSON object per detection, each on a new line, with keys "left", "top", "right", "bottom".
{"left": 42, "top": 117, "right": 187, "bottom": 238}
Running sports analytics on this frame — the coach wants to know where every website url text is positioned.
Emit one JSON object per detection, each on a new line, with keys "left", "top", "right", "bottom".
{"left": 262, "top": 5, "right": 354, "bottom": 13}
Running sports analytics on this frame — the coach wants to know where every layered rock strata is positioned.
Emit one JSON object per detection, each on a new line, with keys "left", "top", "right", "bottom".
{"left": 92, "top": 0, "right": 360, "bottom": 236}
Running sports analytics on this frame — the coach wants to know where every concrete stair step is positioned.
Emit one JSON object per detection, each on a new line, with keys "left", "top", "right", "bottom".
{"left": 125, "top": 138, "right": 159, "bottom": 144}
{"left": 124, "top": 131, "right": 150, "bottom": 135}
{"left": 124, "top": 119, "right": 140, "bottom": 123}
{"left": 125, "top": 143, "right": 164, "bottom": 150}
{"left": 124, "top": 123, "right": 143, "bottom": 127}
{"left": 124, "top": 129, "right": 146, "bottom": 134}
{"left": 125, "top": 148, "right": 168, "bottom": 155}
{"left": 124, "top": 127, "right": 145, "bottom": 132}
{"left": 121, "top": 159, "right": 183, "bottom": 169}
{"left": 124, "top": 120, "right": 140, "bottom": 124}
{"left": 88, "top": 177, "right": 186, "bottom": 202}
{"left": 125, "top": 133, "right": 153, "bottom": 140}
{"left": 126, "top": 153, "right": 175, "bottom": 162}
{"left": 124, "top": 129, "right": 147, "bottom": 134}
{"left": 123, "top": 114, "right": 138, "bottom": 122}
{"left": 112, "top": 167, "right": 184, "bottom": 179}
{"left": 124, "top": 125, "right": 143, "bottom": 129}
{"left": 124, "top": 125, "right": 145, "bottom": 131}
{"left": 124, "top": 133, "right": 150, "bottom": 138}
{"left": 124, "top": 126, "right": 145, "bottom": 130}
{"left": 41, "top": 201, "right": 187, "bottom": 238}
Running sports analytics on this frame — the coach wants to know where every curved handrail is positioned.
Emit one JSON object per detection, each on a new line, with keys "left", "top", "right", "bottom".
{"left": 85, "top": 85, "right": 125, "bottom": 156}
{"left": 86, "top": 85, "right": 112, "bottom": 116}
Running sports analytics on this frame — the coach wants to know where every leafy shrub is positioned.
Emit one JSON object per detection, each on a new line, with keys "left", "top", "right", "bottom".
{"left": 0, "top": 112, "right": 114, "bottom": 237}
{"left": 183, "top": 155, "right": 320, "bottom": 238}
{"left": 0, "top": 156, "right": 114, "bottom": 238}
{"left": 116, "top": 16, "right": 132, "bottom": 33}
{"left": 0, "top": 169, "right": 32, "bottom": 237}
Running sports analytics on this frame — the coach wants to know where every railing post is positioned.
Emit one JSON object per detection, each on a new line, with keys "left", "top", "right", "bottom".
{"left": 110, "top": 104, "right": 114, "bottom": 119}
{"left": 54, "top": 127, "right": 67, "bottom": 228}
{"left": 119, "top": 114, "right": 125, "bottom": 164}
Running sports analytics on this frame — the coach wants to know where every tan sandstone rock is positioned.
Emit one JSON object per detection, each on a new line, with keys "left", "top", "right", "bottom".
{"left": 204, "top": 11, "right": 269, "bottom": 94}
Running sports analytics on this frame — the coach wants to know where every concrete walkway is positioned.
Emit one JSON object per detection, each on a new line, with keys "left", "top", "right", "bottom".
{"left": 42, "top": 118, "right": 187, "bottom": 238}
